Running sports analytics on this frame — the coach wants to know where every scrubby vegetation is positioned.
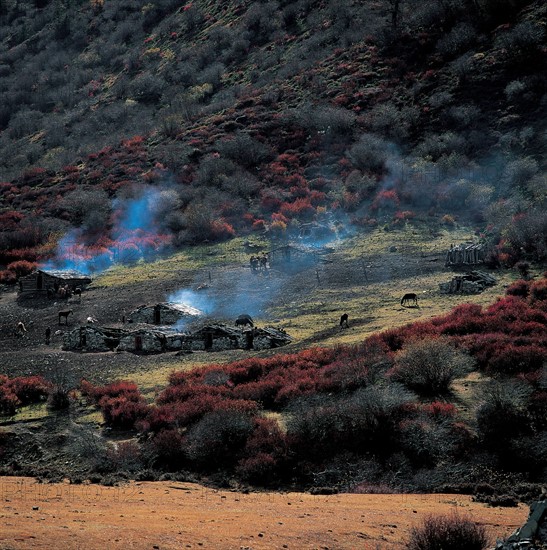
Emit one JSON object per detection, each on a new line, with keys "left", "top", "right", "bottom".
{"left": 0, "top": 0, "right": 545, "bottom": 279}
{"left": 78, "top": 275, "right": 547, "bottom": 492}
{"left": 0, "top": 374, "right": 52, "bottom": 415}
{"left": 407, "top": 513, "right": 490, "bottom": 550}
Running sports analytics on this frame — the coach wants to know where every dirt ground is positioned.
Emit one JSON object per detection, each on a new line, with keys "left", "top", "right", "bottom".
{"left": 0, "top": 477, "right": 528, "bottom": 549}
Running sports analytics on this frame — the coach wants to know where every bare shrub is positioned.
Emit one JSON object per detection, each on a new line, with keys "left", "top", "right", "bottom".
{"left": 368, "top": 103, "right": 418, "bottom": 142}
{"left": 476, "top": 380, "right": 532, "bottom": 448}
{"left": 57, "top": 188, "right": 111, "bottom": 231}
{"left": 8, "top": 109, "right": 43, "bottom": 139}
{"left": 346, "top": 133, "right": 390, "bottom": 172}
{"left": 408, "top": 513, "right": 489, "bottom": 550}
{"left": 505, "top": 79, "right": 527, "bottom": 101}
{"left": 500, "top": 157, "right": 539, "bottom": 194}
{"left": 436, "top": 22, "right": 478, "bottom": 58}
{"left": 414, "top": 132, "right": 466, "bottom": 160}
{"left": 184, "top": 410, "right": 253, "bottom": 469}
{"left": 215, "top": 132, "right": 272, "bottom": 168}
{"left": 495, "top": 21, "right": 545, "bottom": 58}
{"left": 390, "top": 338, "right": 474, "bottom": 396}
{"left": 128, "top": 72, "right": 164, "bottom": 103}
{"left": 242, "top": 2, "right": 283, "bottom": 46}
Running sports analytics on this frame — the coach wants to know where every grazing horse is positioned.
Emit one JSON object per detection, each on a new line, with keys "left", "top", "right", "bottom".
{"left": 58, "top": 309, "right": 73, "bottom": 325}
{"left": 340, "top": 313, "right": 349, "bottom": 328}
{"left": 235, "top": 314, "right": 254, "bottom": 327}
{"left": 74, "top": 287, "right": 82, "bottom": 300}
{"left": 16, "top": 321, "right": 27, "bottom": 336}
{"left": 401, "top": 293, "right": 419, "bottom": 307}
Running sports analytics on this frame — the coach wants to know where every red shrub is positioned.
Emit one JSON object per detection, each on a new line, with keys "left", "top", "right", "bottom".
{"left": 486, "top": 344, "right": 545, "bottom": 375}
{"left": 0, "top": 270, "right": 17, "bottom": 285}
{"left": 149, "top": 428, "right": 185, "bottom": 463}
{"left": 237, "top": 452, "right": 278, "bottom": 483}
{"left": 8, "top": 376, "right": 52, "bottom": 405}
{"left": 209, "top": 220, "right": 235, "bottom": 241}
{"left": 280, "top": 198, "right": 315, "bottom": 220}
{"left": 6, "top": 260, "right": 37, "bottom": 277}
{"left": 422, "top": 401, "right": 457, "bottom": 418}
{"left": 529, "top": 279, "right": 547, "bottom": 303}
{"left": 0, "top": 387, "right": 20, "bottom": 415}
{"left": 371, "top": 189, "right": 400, "bottom": 211}
{"left": 99, "top": 396, "right": 149, "bottom": 429}
{"left": 506, "top": 279, "right": 530, "bottom": 297}
{"left": 80, "top": 379, "right": 141, "bottom": 403}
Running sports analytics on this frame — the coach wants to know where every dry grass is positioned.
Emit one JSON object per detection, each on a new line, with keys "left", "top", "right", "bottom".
{"left": 0, "top": 477, "right": 527, "bottom": 549}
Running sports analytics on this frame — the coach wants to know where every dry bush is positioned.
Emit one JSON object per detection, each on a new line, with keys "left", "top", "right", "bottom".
{"left": 408, "top": 513, "right": 489, "bottom": 550}
{"left": 346, "top": 133, "right": 389, "bottom": 172}
{"left": 476, "top": 380, "right": 532, "bottom": 448}
{"left": 390, "top": 337, "right": 474, "bottom": 396}
{"left": 184, "top": 410, "right": 254, "bottom": 469}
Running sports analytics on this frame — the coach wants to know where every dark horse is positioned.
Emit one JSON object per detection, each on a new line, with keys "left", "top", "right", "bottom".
{"left": 340, "top": 313, "right": 349, "bottom": 328}
{"left": 400, "top": 293, "right": 419, "bottom": 307}
{"left": 58, "top": 309, "right": 73, "bottom": 324}
{"left": 235, "top": 314, "right": 254, "bottom": 327}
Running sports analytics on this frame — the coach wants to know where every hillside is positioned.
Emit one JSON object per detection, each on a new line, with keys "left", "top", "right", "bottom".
{"left": 0, "top": 0, "right": 546, "bottom": 283}
{"left": 0, "top": 2, "right": 547, "bottom": 546}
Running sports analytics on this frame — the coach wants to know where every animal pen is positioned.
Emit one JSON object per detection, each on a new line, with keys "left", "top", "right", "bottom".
{"left": 445, "top": 243, "right": 487, "bottom": 267}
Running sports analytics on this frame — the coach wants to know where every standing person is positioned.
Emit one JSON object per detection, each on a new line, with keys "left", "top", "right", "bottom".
{"left": 45, "top": 327, "right": 51, "bottom": 345}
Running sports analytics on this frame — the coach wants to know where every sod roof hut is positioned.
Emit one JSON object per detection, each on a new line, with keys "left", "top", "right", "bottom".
{"left": 62, "top": 326, "right": 124, "bottom": 352}
{"left": 127, "top": 302, "right": 202, "bottom": 326}
{"left": 19, "top": 269, "right": 92, "bottom": 293}
{"left": 116, "top": 328, "right": 169, "bottom": 354}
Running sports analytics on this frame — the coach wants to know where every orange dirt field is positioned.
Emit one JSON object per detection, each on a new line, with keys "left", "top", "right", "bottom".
{"left": 0, "top": 477, "right": 528, "bottom": 549}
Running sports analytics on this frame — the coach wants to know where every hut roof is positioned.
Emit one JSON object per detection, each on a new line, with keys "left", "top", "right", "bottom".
{"left": 191, "top": 324, "right": 242, "bottom": 337}
{"left": 37, "top": 268, "right": 92, "bottom": 281}
{"left": 130, "top": 302, "right": 203, "bottom": 317}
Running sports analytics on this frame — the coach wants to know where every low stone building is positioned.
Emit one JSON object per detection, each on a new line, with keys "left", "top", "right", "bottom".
{"left": 62, "top": 326, "right": 124, "bottom": 352}
{"left": 180, "top": 324, "right": 292, "bottom": 352}
{"left": 19, "top": 269, "right": 92, "bottom": 293}
{"left": 127, "top": 302, "right": 202, "bottom": 325}
{"left": 116, "top": 328, "right": 169, "bottom": 353}
{"left": 62, "top": 323, "right": 291, "bottom": 354}
{"left": 252, "top": 326, "right": 292, "bottom": 350}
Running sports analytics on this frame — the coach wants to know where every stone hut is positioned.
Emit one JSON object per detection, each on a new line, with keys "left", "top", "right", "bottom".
{"left": 116, "top": 328, "right": 169, "bottom": 353}
{"left": 181, "top": 324, "right": 244, "bottom": 351}
{"left": 62, "top": 326, "right": 124, "bottom": 352}
{"left": 252, "top": 326, "right": 292, "bottom": 350}
{"left": 19, "top": 269, "right": 92, "bottom": 293}
{"left": 180, "top": 324, "right": 292, "bottom": 351}
{"left": 61, "top": 323, "right": 292, "bottom": 354}
{"left": 127, "top": 302, "right": 202, "bottom": 325}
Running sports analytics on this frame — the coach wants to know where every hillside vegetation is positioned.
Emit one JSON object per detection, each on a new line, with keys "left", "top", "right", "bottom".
{"left": 1, "top": 274, "right": 546, "bottom": 498}
{"left": 0, "top": 0, "right": 546, "bottom": 509}
{"left": 0, "top": 0, "right": 546, "bottom": 284}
